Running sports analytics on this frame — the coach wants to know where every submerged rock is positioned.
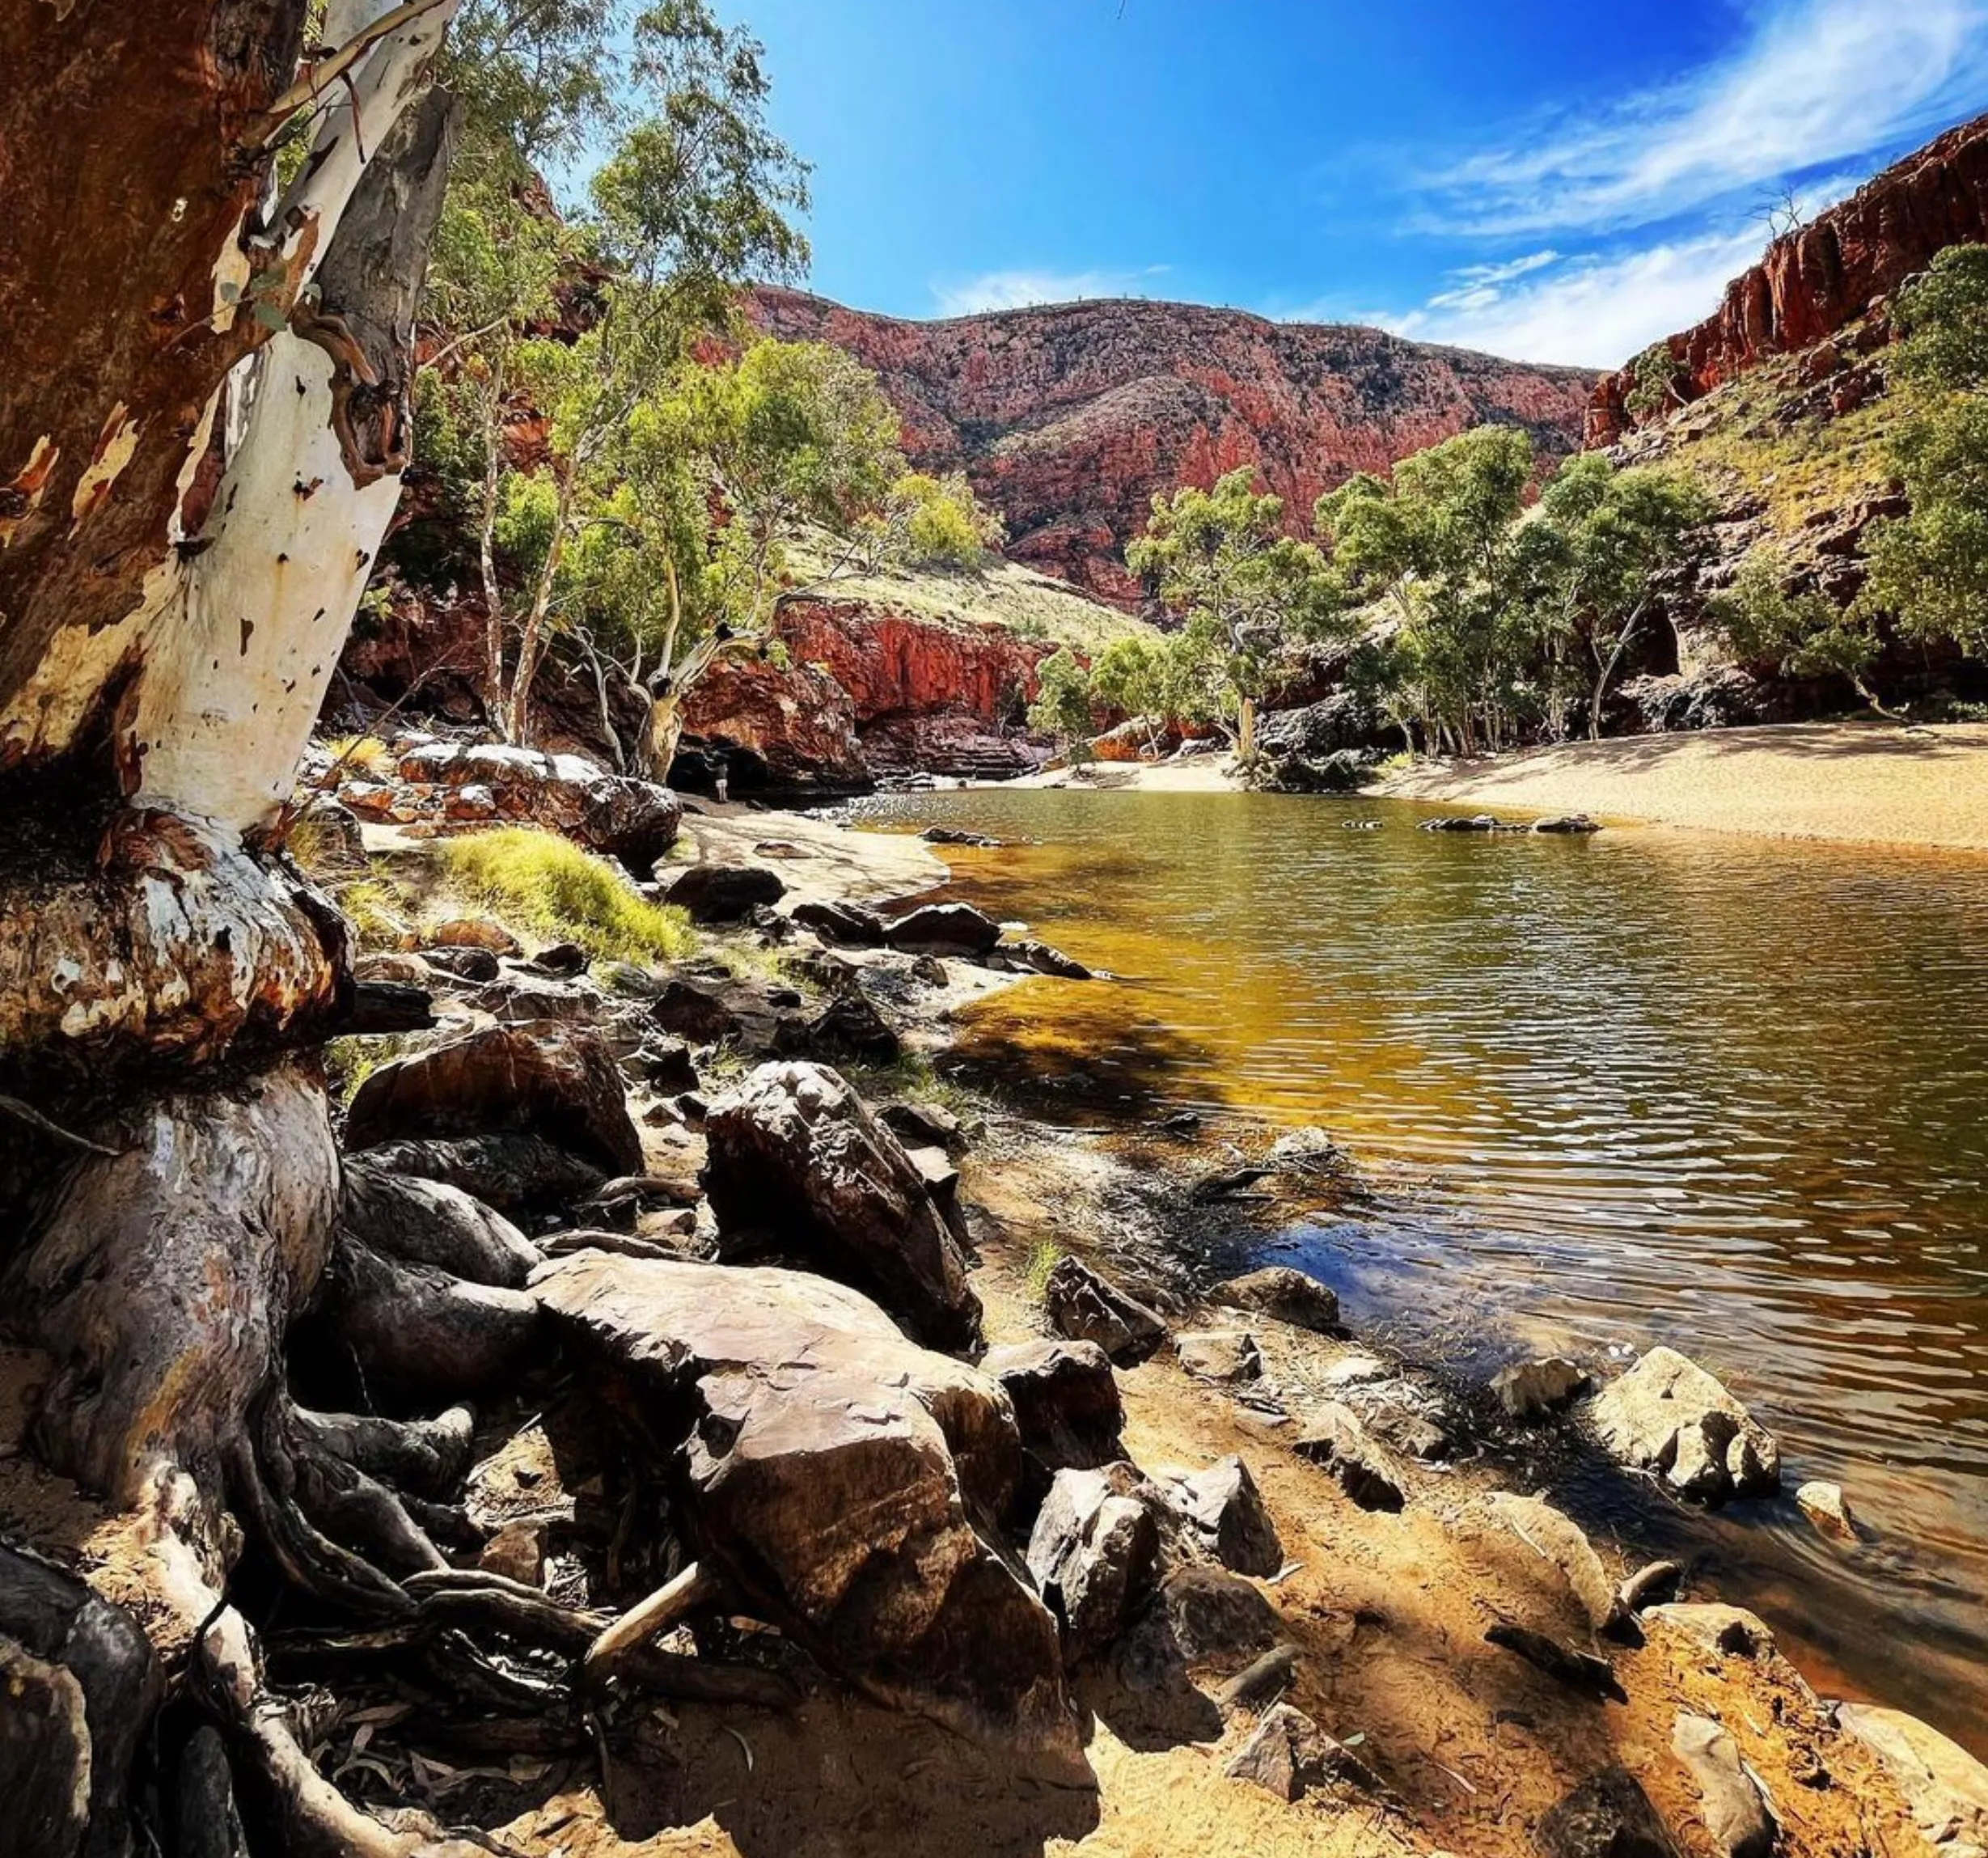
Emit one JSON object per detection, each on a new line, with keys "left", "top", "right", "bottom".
{"left": 704, "top": 1061, "right": 981, "bottom": 1348}
{"left": 1589, "top": 1346, "right": 1781, "bottom": 1501}
{"left": 1796, "top": 1479, "right": 1859, "bottom": 1542}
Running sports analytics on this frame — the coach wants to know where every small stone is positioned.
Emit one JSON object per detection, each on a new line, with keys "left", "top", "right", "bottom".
{"left": 663, "top": 862, "right": 786, "bottom": 923}
{"left": 1209, "top": 1265, "right": 1341, "bottom": 1335}
{"left": 1491, "top": 1356, "right": 1590, "bottom": 1420}
{"left": 1224, "top": 1703, "right": 1384, "bottom": 1804}
{"left": 1618, "top": 1559, "right": 1684, "bottom": 1616}
{"left": 1673, "top": 1713, "right": 1777, "bottom": 1858}
{"left": 1796, "top": 1479, "right": 1858, "bottom": 1542}
{"left": 1538, "top": 1768, "right": 1683, "bottom": 1858}
{"left": 1043, "top": 1256, "right": 1167, "bottom": 1365}
{"left": 478, "top": 1520, "right": 549, "bottom": 1588}
{"left": 1323, "top": 1353, "right": 1392, "bottom": 1389}
{"left": 1175, "top": 1329, "right": 1263, "bottom": 1384}
{"left": 429, "top": 916, "right": 522, "bottom": 956}
{"left": 1588, "top": 1346, "right": 1781, "bottom": 1502}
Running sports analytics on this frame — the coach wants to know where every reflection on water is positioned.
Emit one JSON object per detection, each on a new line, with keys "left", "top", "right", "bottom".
{"left": 855, "top": 788, "right": 1988, "bottom": 1752}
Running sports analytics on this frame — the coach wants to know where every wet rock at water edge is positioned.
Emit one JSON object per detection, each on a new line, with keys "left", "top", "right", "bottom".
{"left": 1150, "top": 1454, "right": 1284, "bottom": 1577}
{"left": 1538, "top": 1768, "right": 1684, "bottom": 1858}
{"left": 1673, "top": 1713, "right": 1778, "bottom": 1858}
{"left": 882, "top": 900, "right": 1004, "bottom": 957}
{"left": 663, "top": 861, "right": 786, "bottom": 923}
{"left": 1174, "top": 1329, "right": 1263, "bottom": 1384}
{"left": 1588, "top": 1346, "right": 1781, "bottom": 1501}
{"left": 1534, "top": 813, "right": 1602, "bottom": 834}
{"left": 1026, "top": 1463, "right": 1164, "bottom": 1662}
{"left": 1292, "top": 1402, "right": 1406, "bottom": 1512}
{"left": 1000, "top": 937, "right": 1093, "bottom": 980}
{"left": 922, "top": 826, "right": 1001, "bottom": 846}
{"left": 1225, "top": 1703, "right": 1386, "bottom": 1803}
{"left": 1042, "top": 1255, "right": 1168, "bottom": 1365}
{"left": 984, "top": 1338, "right": 1126, "bottom": 1508}
{"left": 1422, "top": 814, "right": 1506, "bottom": 832}
{"left": 1491, "top": 1356, "right": 1590, "bottom": 1420}
{"left": 703, "top": 1060, "right": 982, "bottom": 1348}
{"left": 1210, "top": 1264, "right": 1342, "bottom": 1335}
{"left": 1618, "top": 1559, "right": 1683, "bottom": 1617}
{"left": 1796, "top": 1479, "right": 1859, "bottom": 1542}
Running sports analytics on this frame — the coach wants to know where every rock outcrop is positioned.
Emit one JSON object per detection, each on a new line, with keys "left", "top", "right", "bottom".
{"left": 1588, "top": 111, "right": 1988, "bottom": 443}
{"left": 751, "top": 287, "right": 1597, "bottom": 602}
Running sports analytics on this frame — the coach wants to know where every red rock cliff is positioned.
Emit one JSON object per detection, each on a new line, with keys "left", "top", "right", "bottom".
{"left": 750, "top": 289, "right": 1597, "bottom": 603}
{"left": 1588, "top": 112, "right": 1988, "bottom": 445}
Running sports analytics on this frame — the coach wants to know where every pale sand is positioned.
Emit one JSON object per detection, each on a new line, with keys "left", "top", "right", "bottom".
{"left": 1379, "top": 720, "right": 1988, "bottom": 852}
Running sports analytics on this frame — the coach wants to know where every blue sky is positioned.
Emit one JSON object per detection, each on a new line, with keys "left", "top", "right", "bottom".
{"left": 713, "top": 0, "right": 1988, "bottom": 367}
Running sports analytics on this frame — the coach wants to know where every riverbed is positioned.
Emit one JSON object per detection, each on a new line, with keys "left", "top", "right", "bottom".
{"left": 853, "top": 786, "right": 1988, "bottom": 1754}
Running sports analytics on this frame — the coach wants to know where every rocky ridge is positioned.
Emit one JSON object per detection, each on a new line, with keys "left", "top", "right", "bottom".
{"left": 751, "top": 286, "right": 1598, "bottom": 603}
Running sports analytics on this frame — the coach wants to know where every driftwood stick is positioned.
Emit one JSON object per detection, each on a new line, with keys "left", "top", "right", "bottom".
{"left": 584, "top": 1563, "right": 720, "bottom": 1682}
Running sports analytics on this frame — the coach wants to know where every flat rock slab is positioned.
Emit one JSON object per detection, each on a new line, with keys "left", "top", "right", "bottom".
{"left": 1589, "top": 1346, "right": 1780, "bottom": 1501}
{"left": 533, "top": 1253, "right": 1072, "bottom": 1754}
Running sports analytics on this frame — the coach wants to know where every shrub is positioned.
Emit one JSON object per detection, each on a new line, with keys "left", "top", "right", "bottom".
{"left": 439, "top": 827, "right": 696, "bottom": 963}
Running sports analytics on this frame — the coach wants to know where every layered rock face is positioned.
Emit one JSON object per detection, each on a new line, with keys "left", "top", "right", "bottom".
{"left": 1588, "top": 111, "right": 1988, "bottom": 444}
{"left": 751, "top": 288, "right": 1597, "bottom": 602}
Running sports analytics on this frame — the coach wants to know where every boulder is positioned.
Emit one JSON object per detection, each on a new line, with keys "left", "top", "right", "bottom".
{"left": 649, "top": 979, "right": 746, "bottom": 1043}
{"left": 663, "top": 862, "right": 787, "bottom": 924}
{"left": 1174, "top": 1329, "right": 1263, "bottom": 1384}
{"left": 1210, "top": 1264, "right": 1341, "bottom": 1335}
{"left": 532, "top": 1255, "right": 1069, "bottom": 1752}
{"left": 791, "top": 898, "right": 886, "bottom": 946}
{"left": 345, "top": 1023, "right": 645, "bottom": 1177}
{"left": 983, "top": 1338, "right": 1126, "bottom": 1508}
{"left": 1043, "top": 1256, "right": 1166, "bottom": 1365}
{"left": 779, "top": 989, "right": 901, "bottom": 1063}
{"left": 1837, "top": 1704, "right": 1988, "bottom": 1858}
{"left": 1225, "top": 1703, "right": 1385, "bottom": 1804}
{"left": 1673, "top": 1714, "right": 1777, "bottom": 1858}
{"left": 703, "top": 1061, "right": 981, "bottom": 1349}
{"left": 1026, "top": 1463, "right": 1164, "bottom": 1662}
{"left": 394, "top": 740, "right": 683, "bottom": 866}
{"left": 922, "top": 827, "right": 1000, "bottom": 846}
{"left": 1118, "top": 1565, "right": 1286, "bottom": 1691}
{"left": 1539, "top": 1769, "right": 1683, "bottom": 1858}
{"left": 428, "top": 916, "right": 521, "bottom": 957}
{"left": 421, "top": 943, "right": 502, "bottom": 983}
{"left": 627, "top": 1035, "right": 698, "bottom": 1093}
{"left": 1795, "top": 1479, "right": 1859, "bottom": 1542}
{"left": 353, "top": 1132, "right": 607, "bottom": 1218}
{"left": 1483, "top": 1493, "right": 1624, "bottom": 1635}
{"left": 1644, "top": 1603, "right": 1775, "bottom": 1659}
{"left": 341, "top": 1157, "right": 543, "bottom": 1288}
{"left": 879, "top": 1100, "right": 967, "bottom": 1153}
{"left": 882, "top": 901, "right": 1003, "bottom": 957}
{"left": 1151, "top": 1456, "right": 1284, "bottom": 1577}
{"left": 1292, "top": 1402, "right": 1406, "bottom": 1512}
{"left": 1492, "top": 1356, "right": 1590, "bottom": 1420}
{"left": 1588, "top": 1347, "right": 1781, "bottom": 1500}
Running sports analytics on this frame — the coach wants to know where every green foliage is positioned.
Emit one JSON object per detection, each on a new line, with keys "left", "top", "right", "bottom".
{"left": 1711, "top": 551, "right": 1883, "bottom": 704}
{"left": 336, "top": 879, "right": 413, "bottom": 952}
{"left": 858, "top": 471, "right": 1005, "bottom": 570}
{"left": 1626, "top": 341, "right": 1679, "bottom": 419}
{"left": 1026, "top": 647, "right": 1098, "bottom": 763}
{"left": 1855, "top": 245, "right": 1988, "bottom": 660}
{"left": 439, "top": 827, "right": 696, "bottom": 963}
{"left": 1130, "top": 468, "right": 1343, "bottom": 753}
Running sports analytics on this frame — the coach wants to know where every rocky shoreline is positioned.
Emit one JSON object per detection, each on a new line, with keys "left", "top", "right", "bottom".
{"left": 5, "top": 736, "right": 1981, "bottom": 1858}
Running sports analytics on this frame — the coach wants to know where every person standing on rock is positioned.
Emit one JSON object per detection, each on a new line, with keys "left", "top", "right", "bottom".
{"left": 713, "top": 749, "right": 730, "bottom": 805}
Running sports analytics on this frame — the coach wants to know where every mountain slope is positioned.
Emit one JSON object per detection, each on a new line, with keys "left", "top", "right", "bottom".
{"left": 751, "top": 289, "right": 1597, "bottom": 603}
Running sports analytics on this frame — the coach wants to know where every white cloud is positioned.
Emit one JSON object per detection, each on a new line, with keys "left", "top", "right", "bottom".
{"left": 1374, "top": 228, "right": 1768, "bottom": 368}
{"left": 929, "top": 265, "right": 1169, "bottom": 316}
{"left": 1417, "top": 0, "right": 1988, "bottom": 237}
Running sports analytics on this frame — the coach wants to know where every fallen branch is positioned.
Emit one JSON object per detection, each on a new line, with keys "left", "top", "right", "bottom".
{"left": 584, "top": 1563, "right": 721, "bottom": 1682}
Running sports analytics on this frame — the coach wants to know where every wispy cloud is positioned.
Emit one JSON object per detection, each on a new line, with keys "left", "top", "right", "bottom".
{"left": 929, "top": 265, "right": 1170, "bottom": 316}
{"left": 1415, "top": 0, "right": 1988, "bottom": 239}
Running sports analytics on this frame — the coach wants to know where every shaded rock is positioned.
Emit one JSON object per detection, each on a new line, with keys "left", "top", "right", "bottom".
{"left": 1292, "top": 1402, "right": 1405, "bottom": 1511}
{"left": 879, "top": 1100, "right": 967, "bottom": 1153}
{"left": 345, "top": 1023, "right": 645, "bottom": 1177}
{"left": 704, "top": 1061, "right": 981, "bottom": 1348}
{"left": 341, "top": 1156, "right": 542, "bottom": 1288}
{"left": 0, "top": 1636, "right": 90, "bottom": 1858}
{"left": 908, "top": 953, "right": 949, "bottom": 985}
{"left": 627, "top": 1035, "right": 698, "bottom": 1093}
{"left": 1486, "top": 1622, "right": 1626, "bottom": 1700}
{"left": 1118, "top": 1565, "right": 1285, "bottom": 1691}
{"left": 1645, "top": 1603, "right": 1775, "bottom": 1659}
{"left": 353, "top": 1132, "right": 607, "bottom": 1218}
{"left": 428, "top": 916, "right": 521, "bottom": 957}
{"left": 478, "top": 1520, "right": 549, "bottom": 1589}
{"left": 782, "top": 989, "right": 901, "bottom": 1062}
{"left": 1483, "top": 1493, "right": 1625, "bottom": 1635}
{"left": 984, "top": 1339, "right": 1126, "bottom": 1508}
{"left": 1539, "top": 1768, "right": 1683, "bottom": 1858}
{"left": 1151, "top": 1455, "right": 1284, "bottom": 1577}
{"left": 791, "top": 898, "right": 886, "bottom": 946}
{"left": 1589, "top": 1346, "right": 1781, "bottom": 1501}
{"left": 1837, "top": 1703, "right": 1988, "bottom": 1858}
{"left": 883, "top": 901, "right": 1003, "bottom": 956}
{"left": 1042, "top": 1255, "right": 1166, "bottom": 1365}
{"left": 532, "top": 1255, "right": 1069, "bottom": 1753}
{"left": 1795, "top": 1479, "right": 1859, "bottom": 1542}
{"left": 649, "top": 979, "right": 744, "bottom": 1043}
{"left": 394, "top": 740, "right": 683, "bottom": 866}
{"left": 525, "top": 940, "right": 590, "bottom": 976}
{"left": 1175, "top": 1329, "right": 1263, "bottom": 1384}
{"left": 1534, "top": 814, "right": 1602, "bottom": 834}
{"left": 1673, "top": 1713, "right": 1777, "bottom": 1858}
{"left": 1225, "top": 1702, "right": 1385, "bottom": 1803}
{"left": 1026, "top": 1463, "right": 1163, "bottom": 1661}
{"left": 354, "top": 950, "right": 432, "bottom": 986}
{"left": 1210, "top": 1264, "right": 1341, "bottom": 1335}
{"left": 664, "top": 862, "right": 786, "bottom": 923}
{"left": 421, "top": 943, "right": 501, "bottom": 983}
{"left": 1492, "top": 1356, "right": 1590, "bottom": 1419}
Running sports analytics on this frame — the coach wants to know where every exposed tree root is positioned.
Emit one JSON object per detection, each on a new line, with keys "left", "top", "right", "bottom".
{"left": 289, "top": 1403, "right": 477, "bottom": 1497}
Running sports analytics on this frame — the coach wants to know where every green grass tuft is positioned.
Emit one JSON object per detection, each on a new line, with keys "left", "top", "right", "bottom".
{"left": 438, "top": 827, "right": 696, "bottom": 964}
{"left": 1023, "top": 1240, "right": 1065, "bottom": 1302}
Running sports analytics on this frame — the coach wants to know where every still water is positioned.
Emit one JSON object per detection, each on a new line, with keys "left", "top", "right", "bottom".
{"left": 855, "top": 788, "right": 1988, "bottom": 1751}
